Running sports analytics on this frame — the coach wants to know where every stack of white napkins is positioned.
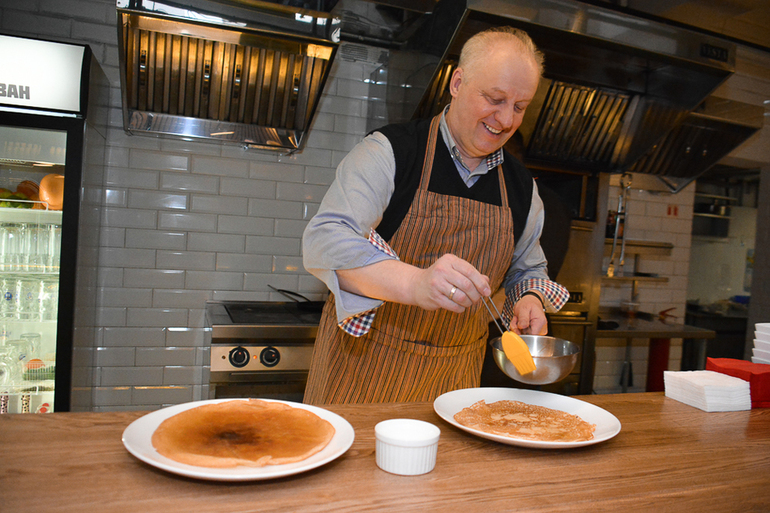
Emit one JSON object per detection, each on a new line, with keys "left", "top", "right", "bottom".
{"left": 664, "top": 370, "right": 751, "bottom": 412}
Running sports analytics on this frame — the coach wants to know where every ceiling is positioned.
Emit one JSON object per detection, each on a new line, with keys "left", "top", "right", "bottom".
{"left": 580, "top": 0, "right": 770, "bottom": 52}
{"left": 276, "top": 1, "right": 770, "bottom": 51}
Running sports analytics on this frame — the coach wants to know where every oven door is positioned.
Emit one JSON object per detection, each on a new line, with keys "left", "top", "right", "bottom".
{"left": 212, "top": 371, "right": 309, "bottom": 402}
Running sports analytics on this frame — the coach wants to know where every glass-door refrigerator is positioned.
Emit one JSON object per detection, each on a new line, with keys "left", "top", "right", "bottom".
{"left": 0, "top": 33, "right": 108, "bottom": 413}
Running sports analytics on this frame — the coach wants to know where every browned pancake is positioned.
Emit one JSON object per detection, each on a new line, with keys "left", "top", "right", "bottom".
{"left": 151, "top": 399, "right": 336, "bottom": 468}
{"left": 454, "top": 399, "right": 596, "bottom": 442}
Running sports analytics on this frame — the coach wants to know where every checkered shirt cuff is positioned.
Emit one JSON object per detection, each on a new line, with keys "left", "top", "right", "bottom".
{"left": 337, "top": 229, "right": 399, "bottom": 337}
{"left": 500, "top": 278, "right": 569, "bottom": 328}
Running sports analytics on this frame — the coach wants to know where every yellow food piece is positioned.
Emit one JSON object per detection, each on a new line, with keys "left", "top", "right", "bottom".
{"left": 502, "top": 331, "right": 536, "bottom": 375}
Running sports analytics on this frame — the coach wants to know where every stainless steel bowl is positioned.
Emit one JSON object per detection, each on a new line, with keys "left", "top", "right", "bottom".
{"left": 489, "top": 335, "right": 580, "bottom": 385}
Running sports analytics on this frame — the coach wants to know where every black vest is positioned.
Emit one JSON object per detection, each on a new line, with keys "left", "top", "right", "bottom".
{"left": 374, "top": 118, "right": 534, "bottom": 243}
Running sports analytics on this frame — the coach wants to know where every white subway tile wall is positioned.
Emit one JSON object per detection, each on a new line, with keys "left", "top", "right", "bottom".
{"left": 1, "top": 0, "right": 384, "bottom": 411}
{"left": 1, "top": 0, "right": 701, "bottom": 406}
{"left": 596, "top": 175, "right": 695, "bottom": 393}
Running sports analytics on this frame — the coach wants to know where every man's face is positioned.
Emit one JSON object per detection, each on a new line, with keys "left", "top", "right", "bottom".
{"left": 447, "top": 45, "right": 540, "bottom": 162}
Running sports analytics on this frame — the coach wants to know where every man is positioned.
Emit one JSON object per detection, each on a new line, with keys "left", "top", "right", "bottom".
{"left": 302, "top": 27, "right": 568, "bottom": 404}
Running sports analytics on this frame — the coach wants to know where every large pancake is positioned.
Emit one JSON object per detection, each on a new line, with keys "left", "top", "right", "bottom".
{"left": 454, "top": 399, "right": 595, "bottom": 442}
{"left": 151, "top": 399, "right": 336, "bottom": 468}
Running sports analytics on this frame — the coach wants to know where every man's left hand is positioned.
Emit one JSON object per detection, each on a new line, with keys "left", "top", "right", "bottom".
{"left": 508, "top": 294, "right": 547, "bottom": 335}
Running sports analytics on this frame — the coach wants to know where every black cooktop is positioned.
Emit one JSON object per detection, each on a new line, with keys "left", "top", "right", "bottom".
{"left": 224, "top": 301, "right": 324, "bottom": 325}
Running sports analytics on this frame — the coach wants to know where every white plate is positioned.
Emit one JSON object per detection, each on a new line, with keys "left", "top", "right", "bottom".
{"left": 753, "top": 347, "right": 770, "bottom": 360}
{"left": 122, "top": 398, "right": 355, "bottom": 481}
{"left": 751, "top": 356, "right": 770, "bottom": 365}
{"left": 755, "top": 339, "right": 770, "bottom": 352}
{"left": 433, "top": 388, "right": 621, "bottom": 449}
{"left": 756, "top": 324, "right": 770, "bottom": 336}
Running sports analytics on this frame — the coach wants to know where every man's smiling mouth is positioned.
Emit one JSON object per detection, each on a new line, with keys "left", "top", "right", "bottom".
{"left": 484, "top": 123, "right": 502, "bottom": 135}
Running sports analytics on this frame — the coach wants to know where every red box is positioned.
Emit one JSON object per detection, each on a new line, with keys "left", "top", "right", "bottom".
{"left": 706, "top": 358, "right": 770, "bottom": 408}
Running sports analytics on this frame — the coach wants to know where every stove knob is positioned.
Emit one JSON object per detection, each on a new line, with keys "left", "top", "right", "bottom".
{"left": 260, "top": 346, "right": 280, "bottom": 367}
{"left": 228, "top": 346, "right": 250, "bottom": 368}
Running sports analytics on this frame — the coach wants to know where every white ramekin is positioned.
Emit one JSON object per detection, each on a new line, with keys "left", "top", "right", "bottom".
{"left": 375, "top": 418, "right": 440, "bottom": 476}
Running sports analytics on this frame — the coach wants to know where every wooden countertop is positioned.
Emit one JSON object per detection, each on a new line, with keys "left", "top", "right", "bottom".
{"left": 2, "top": 393, "right": 769, "bottom": 512}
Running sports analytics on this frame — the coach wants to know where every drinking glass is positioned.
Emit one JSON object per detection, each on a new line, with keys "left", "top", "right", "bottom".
{"left": 43, "top": 224, "right": 57, "bottom": 273}
{"left": 48, "top": 224, "right": 62, "bottom": 273}
{"left": 0, "top": 224, "right": 22, "bottom": 272}
{"left": 1, "top": 278, "right": 16, "bottom": 320}
{"left": 0, "top": 224, "right": 10, "bottom": 271}
{"left": 39, "top": 278, "right": 59, "bottom": 321}
{"left": 26, "top": 223, "right": 49, "bottom": 273}
{"left": 20, "top": 333, "right": 41, "bottom": 357}
{"left": 5, "top": 339, "right": 32, "bottom": 381}
{"left": 21, "top": 223, "right": 37, "bottom": 271}
{"left": 15, "top": 278, "right": 39, "bottom": 320}
{"left": 0, "top": 346, "right": 16, "bottom": 386}
{"left": 14, "top": 223, "right": 27, "bottom": 272}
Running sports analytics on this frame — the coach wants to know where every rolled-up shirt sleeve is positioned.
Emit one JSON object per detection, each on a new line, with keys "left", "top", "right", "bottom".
{"left": 302, "top": 132, "right": 398, "bottom": 321}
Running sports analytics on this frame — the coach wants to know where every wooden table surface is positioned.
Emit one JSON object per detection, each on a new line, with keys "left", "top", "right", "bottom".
{"left": 1, "top": 392, "right": 769, "bottom": 512}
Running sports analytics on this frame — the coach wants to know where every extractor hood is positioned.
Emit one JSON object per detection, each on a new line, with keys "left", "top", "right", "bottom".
{"left": 366, "top": 0, "right": 762, "bottom": 186}
{"left": 628, "top": 96, "right": 763, "bottom": 192}
{"left": 116, "top": 0, "right": 340, "bottom": 152}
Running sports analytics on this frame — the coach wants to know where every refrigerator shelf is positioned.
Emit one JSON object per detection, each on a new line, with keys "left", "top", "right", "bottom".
{"left": 0, "top": 384, "right": 55, "bottom": 414}
{"left": 0, "top": 270, "right": 60, "bottom": 276}
{"left": 0, "top": 206, "right": 62, "bottom": 224}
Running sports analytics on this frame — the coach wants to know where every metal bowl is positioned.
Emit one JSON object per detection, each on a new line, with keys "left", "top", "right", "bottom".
{"left": 489, "top": 335, "right": 580, "bottom": 385}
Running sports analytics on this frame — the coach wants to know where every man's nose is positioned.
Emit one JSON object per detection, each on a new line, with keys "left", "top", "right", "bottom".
{"left": 496, "top": 103, "right": 516, "bottom": 130}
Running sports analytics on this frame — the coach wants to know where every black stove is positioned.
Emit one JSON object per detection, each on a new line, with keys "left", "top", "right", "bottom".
{"left": 206, "top": 301, "right": 324, "bottom": 339}
{"left": 224, "top": 301, "right": 324, "bottom": 325}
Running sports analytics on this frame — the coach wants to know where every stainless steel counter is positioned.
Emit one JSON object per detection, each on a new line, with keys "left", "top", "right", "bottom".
{"left": 595, "top": 309, "right": 717, "bottom": 392}
{"left": 596, "top": 314, "right": 716, "bottom": 339}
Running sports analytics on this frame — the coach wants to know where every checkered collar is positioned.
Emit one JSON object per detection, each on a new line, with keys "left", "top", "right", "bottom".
{"left": 440, "top": 104, "right": 505, "bottom": 172}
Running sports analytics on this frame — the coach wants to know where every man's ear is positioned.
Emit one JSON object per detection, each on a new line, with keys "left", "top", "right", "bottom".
{"left": 449, "top": 67, "right": 463, "bottom": 97}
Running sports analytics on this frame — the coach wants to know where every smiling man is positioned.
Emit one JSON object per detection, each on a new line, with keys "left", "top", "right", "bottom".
{"left": 302, "top": 27, "right": 569, "bottom": 404}
{"left": 445, "top": 30, "right": 542, "bottom": 171}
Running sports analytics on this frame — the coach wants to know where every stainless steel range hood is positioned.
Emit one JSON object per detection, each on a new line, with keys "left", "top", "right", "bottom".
{"left": 116, "top": 0, "right": 340, "bottom": 152}
{"left": 628, "top": 96, "right": 763, "bottom": 192}
{"left": 373, "top": 0, "right": 762, "bottom": 186}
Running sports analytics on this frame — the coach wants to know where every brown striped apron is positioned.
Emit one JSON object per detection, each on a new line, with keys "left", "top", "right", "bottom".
{"left": 304, "top": 115, "right": 517, "bottom": 404}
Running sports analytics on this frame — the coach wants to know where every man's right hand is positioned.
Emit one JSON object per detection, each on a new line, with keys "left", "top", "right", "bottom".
{"left": 336, "top": 253, "right": 490, "bottom": 314}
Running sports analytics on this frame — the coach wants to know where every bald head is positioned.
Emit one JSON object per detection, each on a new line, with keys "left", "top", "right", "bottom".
{"left": 458, "top": 27, "right": 544, "bottom": 81}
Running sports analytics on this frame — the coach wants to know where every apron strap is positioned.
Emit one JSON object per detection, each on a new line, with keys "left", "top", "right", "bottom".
{"left": 497, "top": 163, "right": 510, "bottom": 209}
{"left": 417, "top": 115, "right": 442, "bottom": 191}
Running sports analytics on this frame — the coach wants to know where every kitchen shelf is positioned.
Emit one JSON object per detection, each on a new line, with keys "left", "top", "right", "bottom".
{"left": 694, "top": 193, "right": 737, "bottom": 202}
{"left": 603, "top": 239, "right": 673, "bottom": 257}
{"left": 602, "top": 275, "right": 668, "bottom": 284}
{"left": 691, "top": 234, "right": 730, "bottom": 243}
{"left": 602, "top": 274, "right": 669, "bottom": 301}
{"left": 693, "top": 212, "right": 731, "bottom": 220}
{"left": 603, "top": 239, "right": 672, "bottom": 300}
